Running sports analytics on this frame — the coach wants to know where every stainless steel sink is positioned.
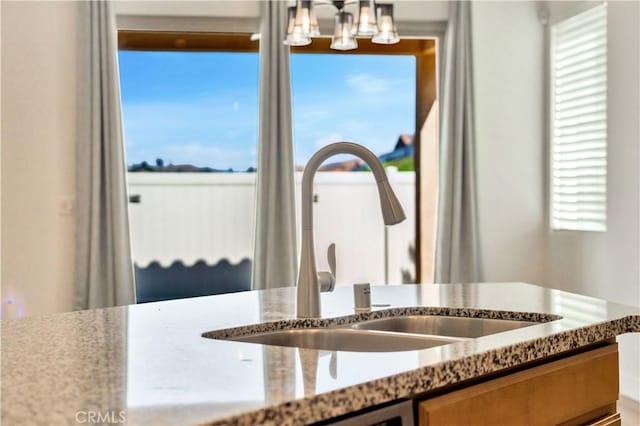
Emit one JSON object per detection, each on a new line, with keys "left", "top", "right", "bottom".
{"left": 351, "top": 315, "right": 536, "bottom": 338}
{"left": 226, "top": 328, "right": 461, "bottom": 352}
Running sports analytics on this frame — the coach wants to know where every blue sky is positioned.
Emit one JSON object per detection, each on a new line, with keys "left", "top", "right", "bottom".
{"left": 118, "top": 51, "right": 415, "bottom": 171}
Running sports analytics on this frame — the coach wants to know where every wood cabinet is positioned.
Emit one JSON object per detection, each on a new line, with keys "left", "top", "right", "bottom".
{"left": 418, "top": 344, "right": 620, "bottom": 426}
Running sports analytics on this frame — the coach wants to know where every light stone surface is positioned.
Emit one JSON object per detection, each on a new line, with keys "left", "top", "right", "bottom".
{"left": 2, "top": 283, "right": 639, "bottom": 425}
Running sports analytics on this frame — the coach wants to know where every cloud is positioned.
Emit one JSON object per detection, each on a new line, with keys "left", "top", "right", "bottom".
{"left": 295, "top": 107, "right": 331, "bottom": 121}
{"left": 152, "top": 142, "right": 256, "bottom": 171}
{"left": 313, "top": 133, "right": 344, "bottom": 149}
{"left": 345, "top": 73, "right": 391, "bottom": 95}
{"left": 121, "top": 94, "right": 259, "bottom": 170}
{"left": 121, "top": 68, "right": 413, "bottom": 169}
{"left": 123, "top": 96, "right": 258, "bottom": 156}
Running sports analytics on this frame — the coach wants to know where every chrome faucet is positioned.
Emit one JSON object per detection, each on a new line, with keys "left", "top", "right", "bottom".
{"left": 297, "top": 142, "right": 407, "bottom": 318}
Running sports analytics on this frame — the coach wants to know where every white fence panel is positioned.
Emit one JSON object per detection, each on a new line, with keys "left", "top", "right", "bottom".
{"left": 386, "top": 169, "right": 417, "bottom": 283}
{"left": 128, "top": 173, "right": 257, "bottom": 266}
{"left": 127, "top": 171, "right": 415, "bottom": 285}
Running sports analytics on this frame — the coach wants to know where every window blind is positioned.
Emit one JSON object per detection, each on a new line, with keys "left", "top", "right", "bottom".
{"left": 551, "top": 4, "right": 607, "bottom": 231}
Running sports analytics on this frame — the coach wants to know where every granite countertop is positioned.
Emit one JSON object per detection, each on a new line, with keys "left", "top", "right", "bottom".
{"left": 2, "top": 283, "right": 639, "bottom": 425}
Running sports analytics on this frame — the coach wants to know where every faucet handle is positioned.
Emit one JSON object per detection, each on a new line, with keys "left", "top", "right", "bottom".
{"left": 319, "top": 243, "right": 336, "bottom": 292}
{"left": 327, "top": 243, "right": 336, "bottom": 277}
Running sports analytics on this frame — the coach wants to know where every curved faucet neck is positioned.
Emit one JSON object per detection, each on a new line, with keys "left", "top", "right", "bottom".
{"left": 297, "top": 142, "right": 404, "bottom": 318}
{"left": 301, "top": 142, "right": 388, "bottom": 232}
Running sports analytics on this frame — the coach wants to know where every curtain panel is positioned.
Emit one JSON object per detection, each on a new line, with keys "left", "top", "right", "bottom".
{"left": 434, "top": 0, "right": 482, "bottom": 283}
{"left": 252, "top": 1, "right": 298, "bottom": 290}
{"left": 74, "top": 0, "right": 136, "bottom": 309}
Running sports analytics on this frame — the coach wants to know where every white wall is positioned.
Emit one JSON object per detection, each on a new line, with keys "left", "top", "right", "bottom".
{"left": 114, "top": 0, "right": 261, "bottom": 18}
{"left": 114, "top": 1, "right": 448, "bottom": 38}
{"left": 472, "top": 1, "right": 547, "bottom": 285}
{"left": 545, "top": 0, "right": 640, "bottom": 402}
{"left": 1, "top": 1, "right": 79, "bottom": 318}
{"left": 113, "top": 0, "right": 449, "bottom": 22}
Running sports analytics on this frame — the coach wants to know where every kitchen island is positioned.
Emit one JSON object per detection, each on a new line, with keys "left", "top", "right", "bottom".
{"left": 2, "top": 283, "right": 639, "bottom": 425}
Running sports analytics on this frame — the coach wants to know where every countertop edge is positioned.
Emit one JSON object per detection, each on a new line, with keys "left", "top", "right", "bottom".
{"left": 205, "top": 315, "right": 640, "bottom": 426}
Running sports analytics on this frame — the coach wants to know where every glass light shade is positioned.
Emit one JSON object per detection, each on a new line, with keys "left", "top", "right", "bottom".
{"left": 331, "top": 11, "right": 358, "bottom": 51}
{"left": 308, "top": 1, "right": 321, "bottom": 36}
{"left": 284, "top": 6, "right": 311, "bottom": 46}
{"left": 294, "top": 0, "right": 320, "bottom": 37}
{"left": 355, "top": 0, "right": 378, "bottom": 36}
{"left": 372, "top": 3, "right": 399, "bottom": 44}
{"left": 286, "top": 6, "right": 296, "bottom": 35}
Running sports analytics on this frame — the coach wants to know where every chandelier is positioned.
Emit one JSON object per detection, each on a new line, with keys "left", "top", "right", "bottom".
{"left": 284, "top": 0, "right": 399, "bottom": 51}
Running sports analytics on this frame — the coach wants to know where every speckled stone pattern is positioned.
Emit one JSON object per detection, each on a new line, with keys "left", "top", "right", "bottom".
{"left": 2, "top": 307, "right": 129, "bottom": 426}
{"left": 202, "top": 307, "right": 560, "bottom": 340}
{"left": 2, "top": 283, "right": 639, "bottom": 426}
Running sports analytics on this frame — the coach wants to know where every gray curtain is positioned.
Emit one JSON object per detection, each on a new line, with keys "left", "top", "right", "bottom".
{"left": 434, "top": 1, "right": 482, "bottom": 283}
{"left": 74, "top": 0, "right": 136, "bottom": 309}
{"left": 252, "top": 1, "right": 298, "bottom": 290}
